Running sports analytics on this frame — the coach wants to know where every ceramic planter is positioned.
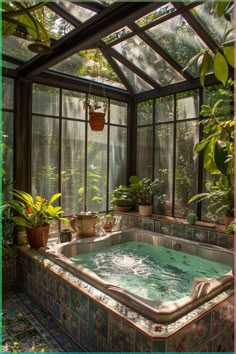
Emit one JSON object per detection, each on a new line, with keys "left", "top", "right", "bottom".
{"left": 89, "top": 112, "right": 105, "bottom": 131}
{"left": 138, "top": 205, "right": 152, "bottom": 217}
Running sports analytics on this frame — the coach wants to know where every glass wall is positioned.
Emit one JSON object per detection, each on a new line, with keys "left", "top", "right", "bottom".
{"left": 2, "top": 77, "right": 14, "bottom": 199}
{"left": 137, "top": 89, "right": 200, "bottom": 218}
{"left": 32, "top": 84, "right": 128, "bottom": 216}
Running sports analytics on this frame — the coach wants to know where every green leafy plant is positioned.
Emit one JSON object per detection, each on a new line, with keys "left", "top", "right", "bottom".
{"left": 8, "top": 190, "right": 68, "bottom": 227}
{"left": 111, "top": 185, "right": 136, "bottom": 208}
{"left": 129, "top": 176, "right": 165, "bottom": 206}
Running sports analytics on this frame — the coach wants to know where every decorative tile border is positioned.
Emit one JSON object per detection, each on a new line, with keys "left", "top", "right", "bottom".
{"left": 115, "top": 212, "right": 232, "bottom": 248}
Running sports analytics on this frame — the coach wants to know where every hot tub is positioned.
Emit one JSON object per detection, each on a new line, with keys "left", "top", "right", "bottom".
{"left": 44, "top": 228, "right": 233, "bottom": 323}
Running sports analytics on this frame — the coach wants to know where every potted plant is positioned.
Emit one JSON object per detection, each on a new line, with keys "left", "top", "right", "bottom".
{"left": 83, "top": 97, "right": 108, "bottom": 131}
{"left": 100, "top": 214, "right": 116, "bottom": 232}
{"left": 111, "top": 184, "right": 136, "bottom": 212}
{"left": 129, "top": 176, "right": 165, "bottom": 216}
{"left": 8, "top": 190, "right": 68, "bottom": 249}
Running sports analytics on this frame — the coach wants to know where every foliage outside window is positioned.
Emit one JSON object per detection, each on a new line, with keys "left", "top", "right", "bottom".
{"left": 32, "top": 84, "right": 128, "bottom": 217}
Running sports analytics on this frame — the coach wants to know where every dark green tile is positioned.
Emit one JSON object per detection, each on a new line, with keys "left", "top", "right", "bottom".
{"left": 135, "top": 330, "right": 152, "bottom": 352}
{"left": 160, "top": 221, "right": 171, "bottom": 235}
{"left": 152, "top": 339, "right": 166, "bottom": 352}
{"left": 89, "top": 299, "right": 108, "bottom": 337}
{"left": 208, "top": 230, "right": 218, "bottom": 245}
{"left": 186, "top": 226, "right": 194, "bottom": 239}
{"left": 70, "top": 286, "right": 89, "bottom": 322}
{"left": 154, "top": 220, "right": 160, "bottom": 232}
{"left": 193, "top": 228, "right": 208, "bottom": 243}
{"left": 171, "top": 223, "right": 186, "bottom": 238}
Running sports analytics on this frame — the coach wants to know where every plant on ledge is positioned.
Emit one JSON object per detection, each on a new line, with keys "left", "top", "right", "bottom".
{"left": 8, "top": 190, "right": 68, "bottom": 249}
{"left": 129, "top": 176, "right": 166, "bottom": 216}
{"left": 111, "top": 184, "right": 136, "bottom": 212}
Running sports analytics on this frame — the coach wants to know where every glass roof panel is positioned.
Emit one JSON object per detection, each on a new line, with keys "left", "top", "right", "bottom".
{"left": 113, "top": 58, "right": 153, "bottom": 94}
{"left": 102, "top": 27, "right": 131, "bottom": 44}
{"left": 2, "top": 61, "right": 19, "bottom": 69}
{"left": 135, "top": 3, "right": 175, "bottom": 27}
{"left": 191, "top": 2, "right": 234, "bottom": 44}
{"left": 59, "top": 2, "right": 97, "bottom": 22}
{"left": 112, "top": 35, "right": 184, "bottom": 86}
{"left": 146, "top": 15, "right": 210, "bottom": 77}
{"left": 51, "top": 49, "right": 126, "bottom": 90}
{"left": 2, "top": 36, "right": 37, "bottom": 61}
{"left": 43, "top": 7, "right": 75, "bottom": 39}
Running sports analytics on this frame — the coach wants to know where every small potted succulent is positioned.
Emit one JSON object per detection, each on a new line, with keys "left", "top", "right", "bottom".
{"left": 8, "top": 190, "right": 68, "bottom": 249}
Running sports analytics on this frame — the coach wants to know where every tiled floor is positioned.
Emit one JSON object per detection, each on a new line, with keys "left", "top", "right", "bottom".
{"left": 2, "top": 288, "right": 84, "bottom": 352}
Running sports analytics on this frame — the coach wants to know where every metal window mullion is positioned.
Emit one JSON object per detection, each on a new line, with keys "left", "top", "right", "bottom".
{"left": 106, "top": 99, "right": 111, "bottom": 213}
{"left": 59, "top": 88, "right": 62, "bottom": 222}
{"left": 197, "top": 87, "right": 204, "bottom": 221}
{"left": 152, "top": 98, "right": 155, "bottom": 180}
{"left": 172, "top": 94, "right": 177, "bottom": 217}
{"left": 84, "top": 94, "right": 88, "bottom": 211}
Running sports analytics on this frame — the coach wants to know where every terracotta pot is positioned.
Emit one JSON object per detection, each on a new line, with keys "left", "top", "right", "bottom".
{"left": 138, "top": 205, "right": 152, "bottom": 217}
{"left": 89, "top": 112, "right": 105, "bottom": 131}
{"left": 115, "top": 206, "right": 132, "bottom": 212}
{"left": 224, "top": 215, "right": 234, "bottom": 230}
{"left": 26, "top": 224, "right": 50, "bottom": 249}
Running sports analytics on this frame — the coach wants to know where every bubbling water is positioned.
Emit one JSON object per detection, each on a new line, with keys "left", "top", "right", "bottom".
{"left": 70, "top": 242, "right": 231, "bottom": 301}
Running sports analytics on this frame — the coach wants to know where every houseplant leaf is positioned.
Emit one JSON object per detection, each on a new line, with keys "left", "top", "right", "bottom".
{"left": 214, "top": 140, "right": 228, "bottom": 175}
{"left": 213, "top": 52, "right": 228, "bottom": 86}
{"left": 223, "top": 47, "right": 234, "bottom": 67}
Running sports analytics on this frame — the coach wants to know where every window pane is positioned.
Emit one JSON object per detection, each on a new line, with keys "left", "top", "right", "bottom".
{"left": 113, "top": 58, "right": 153, "bottom": 93}
{"left": 176, "top": 90, "right": 199, "bottom": 120}
{"left": 146, "top": 15, "right": 209, "bottom": 77}
{"left": 61, "top": 120, "right": 85, "bottom": 215}
{"left": 87, "top": 127, "right": 108, "bottom": 211}
{"left": 62, "top": 90, "right": 86, "bottom": 120}
{"left": 137, "top": 127, "right": 153, "bottom": 178}
{"left": 137, "top": 100, "right": 153, "bottom": 126}
{"left": 32, "top": 84, "right": 60, "bottom": 116}
{"left": 2, "top": 36, "right": 37, "bottom": 61}
{"left": 191, "top": 2, "right": 234, "bottom": 44}
{"left": 32, "top": 116, "right": 59, "bottom": 198}
{"left": 135, "top": 3, "right": 175, "bottom": 27}
{"left": 110, "top": 100, "right": 127, "bottom": 125}
{"left": 60, "top": 2, "right": 96, "bottom": 22}
{"left": 2, "top": 112, "right": 14, "bottom": 194}
{"left": 113, "top": 36, "right": 184, "bottom": 86}
{"left": 2, "top": 77, "right": 14, "bottom": 109}
{"left": 155, "top": 95, "right": 174, "bottom": 122}
{"left": 154, "top": 124, "right": 173, "bottom": 215}
{"left": 109, "top": 126, "right": 127, "bottom": 208}
{"left": 51, "top": 49, "right": 126, "bottom": 90}
{"left": 43, "top": 7, "right": 74, "bottom": 39}
{"left": 102, "top": 27, "right": 131, "bottom": 44}
{"left": 175, "top": 121, "right": 199, "bottom": 217}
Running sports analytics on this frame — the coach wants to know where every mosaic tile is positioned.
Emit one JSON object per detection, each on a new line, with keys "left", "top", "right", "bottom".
{"left": 60, "top": 304, "right": 71, "bottom": 333}
{"left": 211, "top": 330, "right": 227, "bottom": 352}
{"left": 211, "top": 295, "right": 234, "bottom": 337}
{"left": 194, "top": 341, "right": 212, "bottom": 352}
{"left": 135, "top": 329, "right": 152, "bottom": 352}
{"left": 166, "top": 326, "right": 192, "bottom": 352}
{"left": 142, "top": 218, "right": 154, "bottom": 231}
{"left": 193, "top": 228, "right": 209, "bottom": 243}
{"left": 171, "top": 223, "right": 186, "bottom": 238}
{"left": 98, "top": 333, "right": 114, "bottom": 352}
{"left": 190, "top": 312, "right": 211, "bottom": 350}
{"left": 80, "top": 319, "right": 99, "bottom": 351}
{"left": 108, "top": 312, "right": 135, "bottom": 351}
{"left": 185, "top": 226, "right": 194, "bottom": 239}
{"left": 226, "top": 323, "right": 234, "bottom": 352}
{"left": 154, "top": 220, "right": 160, "bottom": 232}
{"left": 218, "top": 232, "right": 233, "bottom": 248}
{"left": 208, "top": 230, "right": 218, "bottom": 245}
{"left": 89, "top": 299, "right": 108, "bottom": 337}
{"left": 56, "top": 277, "right": 70, "bottom": 306}
{"left": 70, "top": 285, "right": 89, "bottom": 322}
{"left": 159, "top": 221, "right": 171, "bottom": 235}
{"left": 70, "top": 312, "right": 80, "bottom": 341}
{"left": 152, "top": 339, "right": 167, "bottom": 352}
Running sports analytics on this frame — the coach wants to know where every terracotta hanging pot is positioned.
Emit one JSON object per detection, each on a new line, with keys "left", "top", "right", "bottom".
{"left": 89, "top": 111, "right": 105, "bottom": 131}
{"left": 26, "top": 224, "right": 50, "bottom": 249}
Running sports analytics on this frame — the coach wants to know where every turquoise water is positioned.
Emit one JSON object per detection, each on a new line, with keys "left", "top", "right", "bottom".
{"left": 70, "top": 242, "right": 231, "bottom": 301}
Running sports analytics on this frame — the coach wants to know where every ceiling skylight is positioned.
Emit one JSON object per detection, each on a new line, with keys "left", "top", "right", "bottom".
{"left": 135, "top": 3, "right": 175, "bottom": 27}
{"left": 59, "top": 2, "right": 97, "bottom": 23}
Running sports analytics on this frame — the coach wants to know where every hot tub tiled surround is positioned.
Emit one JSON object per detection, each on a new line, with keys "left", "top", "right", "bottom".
{"left": 115, "top": 212, "right": 233, "bottom": 249}
{"left": 17, "top": 246, "right": 234, "bottom": 352}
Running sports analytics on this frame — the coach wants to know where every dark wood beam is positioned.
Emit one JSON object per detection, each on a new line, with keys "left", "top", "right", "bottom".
{"left": 100, "top": 47, "right": 136, "bottom": 97}
{"left": 134, "top": 72, "right": 232, "bottom": 102}
{"left": 33, "top": 70, "right": 131, "bottom": 102}
{"left": 17, "top": 2, "right": 159, "bottom": 79}
{"left": 107, "top": 47, "right": 160, "bottom": 89}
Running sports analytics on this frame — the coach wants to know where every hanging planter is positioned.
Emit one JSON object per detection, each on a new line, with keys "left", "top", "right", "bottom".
{"left": 89, "top": 111, "right": 105, "bottom": 131}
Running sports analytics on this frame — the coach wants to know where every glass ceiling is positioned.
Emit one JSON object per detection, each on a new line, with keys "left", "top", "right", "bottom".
{"left": 2, "top": 1, "right": 234, "bottom": 96}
